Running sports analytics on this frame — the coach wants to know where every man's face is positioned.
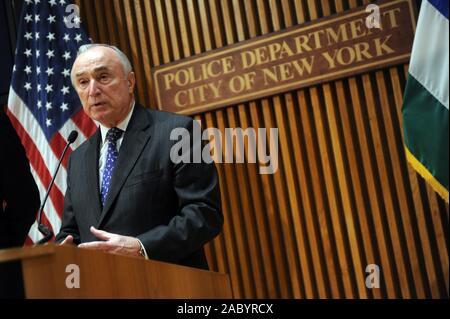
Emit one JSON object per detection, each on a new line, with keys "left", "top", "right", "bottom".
{"left": 71, "top": 47, "right": 136, "bottom": 127}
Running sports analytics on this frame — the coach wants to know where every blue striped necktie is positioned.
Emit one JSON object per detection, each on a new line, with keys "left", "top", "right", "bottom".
{"left": 100, "top": 127, "right": 123, "bottom": 205}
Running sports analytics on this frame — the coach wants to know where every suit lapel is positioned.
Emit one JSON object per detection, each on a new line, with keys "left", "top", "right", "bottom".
{"left": 85, "top": 129, "right": 102, "bottom": 221}
{"left": 97, "top": 106, "right": 152, "bottom": 227}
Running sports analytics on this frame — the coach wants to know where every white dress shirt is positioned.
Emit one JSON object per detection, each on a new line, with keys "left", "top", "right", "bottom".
{"left": 98, "top": 103, "right": 135, "bottom": 188}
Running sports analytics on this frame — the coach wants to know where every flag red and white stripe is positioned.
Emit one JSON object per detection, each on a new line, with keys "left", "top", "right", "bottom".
{"left": 8, "top": 90, "right": 97, "bottom": 244}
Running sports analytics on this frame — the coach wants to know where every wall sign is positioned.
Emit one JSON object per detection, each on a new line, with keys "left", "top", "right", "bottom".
{"left": 152, "top": 0, "right": 415, "bottom": 115}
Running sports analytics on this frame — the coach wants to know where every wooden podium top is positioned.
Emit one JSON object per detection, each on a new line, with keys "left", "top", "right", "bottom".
{"left": 0, "top": 244, "right": 233, "bottom": 299}
{"left": 0, "top": 244, "right": 58, "bottom": 262}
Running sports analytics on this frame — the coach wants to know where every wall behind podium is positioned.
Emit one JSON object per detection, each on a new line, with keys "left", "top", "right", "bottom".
{"left": 75, "top": 0, "right": 448, "bottom": 298}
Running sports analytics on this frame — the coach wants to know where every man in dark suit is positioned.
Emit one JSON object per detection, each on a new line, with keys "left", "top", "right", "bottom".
{"left": 55, "top": 44, "right": 222, "bottom": 270}
{"left": 0, "top": 110, "right": 40, "bottom": 249}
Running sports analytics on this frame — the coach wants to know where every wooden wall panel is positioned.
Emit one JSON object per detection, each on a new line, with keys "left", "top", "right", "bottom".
{"left": 77, "top": 0, "right": 449, "bottom": 298}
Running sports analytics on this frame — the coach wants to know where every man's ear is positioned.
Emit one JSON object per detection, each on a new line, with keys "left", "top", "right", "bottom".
{"left": 128, "top": 71, "right": 136, "bottom": 93}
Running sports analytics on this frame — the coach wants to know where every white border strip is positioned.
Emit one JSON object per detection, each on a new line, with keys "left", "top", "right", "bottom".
{"left": 409, "top": 0, "right": 449, "bottom": 110}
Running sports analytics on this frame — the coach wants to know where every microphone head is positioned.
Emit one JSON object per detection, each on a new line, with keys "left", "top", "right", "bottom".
{"left": 68, "top": 130, "right": 79, "bottom": 144}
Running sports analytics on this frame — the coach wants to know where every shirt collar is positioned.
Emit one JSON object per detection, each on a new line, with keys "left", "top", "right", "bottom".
{"left": 99, "top": 101, "right": 135, "bottom": 144}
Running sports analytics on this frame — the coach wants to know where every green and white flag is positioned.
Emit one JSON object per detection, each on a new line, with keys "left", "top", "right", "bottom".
{"left": 402, "top": 0, "right": 449, "bottom": 203}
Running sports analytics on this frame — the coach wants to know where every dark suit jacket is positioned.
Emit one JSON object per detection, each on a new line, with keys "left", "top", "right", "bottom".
{"left": 56, "top": 105, "right": 223, "bottom": 269}
{"left": 0, "top": 111, "right": 40, "bottom": 249}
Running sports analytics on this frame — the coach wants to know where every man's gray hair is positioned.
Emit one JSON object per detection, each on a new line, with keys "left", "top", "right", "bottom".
{"left": 71, "top": 44, "right": 133, "bottom": 85}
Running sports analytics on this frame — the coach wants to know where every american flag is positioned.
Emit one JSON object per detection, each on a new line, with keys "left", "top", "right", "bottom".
{"left": 7, "top": 0, "right": 97, "bottom": 243}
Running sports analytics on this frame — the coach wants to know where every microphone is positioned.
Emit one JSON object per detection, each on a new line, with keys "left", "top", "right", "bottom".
{"left": 37, "top": 130, "right": 78, "bottom": 244}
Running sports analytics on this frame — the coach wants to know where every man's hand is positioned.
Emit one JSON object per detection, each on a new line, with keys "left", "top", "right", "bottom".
{"left": 78, "top": 226, "right": 142, "bottom": 258}
{"left": 60, "top": 235, "right": 74, "bottom": 245}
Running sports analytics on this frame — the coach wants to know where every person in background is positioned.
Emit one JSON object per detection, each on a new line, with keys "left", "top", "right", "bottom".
{"left": 0, "top": 109, "right": 40, "bottom": 249}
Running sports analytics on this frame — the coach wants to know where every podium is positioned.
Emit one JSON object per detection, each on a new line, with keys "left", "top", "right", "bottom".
{"left": 0, "top": 244, "right": 233, "bottom": 298}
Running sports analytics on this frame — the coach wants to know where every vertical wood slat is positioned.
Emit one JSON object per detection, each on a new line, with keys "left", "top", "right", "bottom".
{"left": 281, "top": 2, "right": 323, "bottom": 298}
{"left": 305, "top": 0, "right": 343, "bottom": 298}
{"left": 231, "top": 0, "right": 287, "bottom": 299}
{"left": 388, "top": 67, "right": 426, "bottom": 297}
{"left": 212, "top": 2, "right": 259, "bottom": 299}
{"left": 323, "top": 82, "right": 367, "bottom": 298}
{"left": 187, "top": 2, "right": 225, "bottom": 284}
{"left": 362, "top": 73, "right": 412, "bottom": 298}
{"left": 232, "top": 4, "right": 272, "bottom": 298}
{"left": 244, "top": 1, "right": 292, "bottom": 299}
{"left": 288, "top": 92, "right": 325, "bottom": 298}
{"left": 309, "top": 87, "right": 347, "bottom": 298}
{"left": 375, "top": 70, "right": 424, "bottom": 298}
{"left": 76, "top": 0, "right": 449, "bottom": 298}
{"left": 154, "top": 0, "right": 171, "bottom": 63}
{"left": 202, "top": 1, "right": 245, "bottom": 299}
{"left": 334, "top": 79, "right": 381, "bottom": 299}
{"left": 193, "top": 0, "right": 230, "bottom": 288}
{"left": 260, "top": 98, "right": 295, "bottom": 298}
{"left": 348, "top": 76, "right": 397, "bottom": 297}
